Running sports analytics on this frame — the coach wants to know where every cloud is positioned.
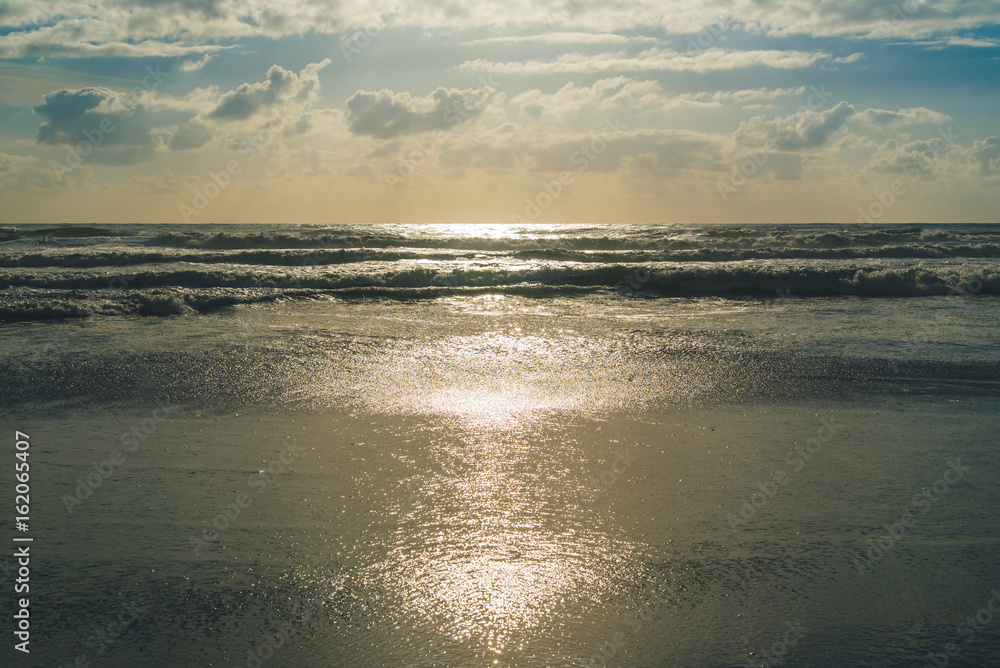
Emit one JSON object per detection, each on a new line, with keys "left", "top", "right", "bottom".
{"left": 0, "top": 152, "right": 62, "bottom": 190}
{"left": 33, "top": 87, "right": 156, "bottom": 148}
{"left": 735, "top": 101, "right": 856, "bottom": 151}
{"left": 345, "top": 87, "right": 496, "bottom": 138}
{"left": 866, "top": 137, "right": 955, "bottom": 179}
{"left": 657, "top": 87, "right": 806, "bottom": 112}
{"left": 969, "top": 137, "right": 1000, "bottom": 175}
{"left": 129, "top": 0, "right": 231, "bottom": 20}
{"left": 178, "top": 54, "right": 216, "bottom": 72}
{"left": 207, "top": 59, "right": 330, "bottom": 121}
{"left": 0, "top": 0, "right": 344, "bottom": 59}
{"left": 508, "top": 79, "right": 808, "bottom": 126}
{"left": 508, "top": 78, "right": 666, "bottom": 123}
{"left": 913, "top": 36, "right": 1000, "bottom": 48}
{"left": 428, "top": 124, "right": 725, "bottom": 180}
{"left": 857, "top": 107, "right": 952, "bottom": 127}
{"left": 30, "top": 80, "right": 235, "bottom": 163}
{"left": 461, "top": 32, "right": 657, "bottom": 46}
{"left": 2, "top": 0, "right": 1000, "bottom": 64}
{"left": 458, "top": 47, "right": 832, "bottom": 75}
{"left": 0, "top": 18, "right": 230, "bottom": 59}
{"left": 168, "top": 122, "right": 212, "bottom": 150}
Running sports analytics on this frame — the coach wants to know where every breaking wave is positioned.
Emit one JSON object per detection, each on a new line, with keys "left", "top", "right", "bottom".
{"left": 1, "top": 223, "right": 998, "bottom": 320}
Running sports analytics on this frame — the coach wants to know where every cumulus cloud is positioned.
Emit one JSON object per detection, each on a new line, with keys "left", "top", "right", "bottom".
{"left": 969, "top": 137, "right": 1000, "bottom": 175}
{"left": 345, "top": 87, "right": 496, "bottom": 139}
{"left": 27, "top": 62, "right": 338, "bottom": 163}
{"left": 508, "top": 79, "right": 808, "bottom": 125}
{"left": 207, "top": 59, "right": 330, "bottom": 121}
{"left": 509, "top": 78, "right": 664, "bottom": 123}
{"left": 866, "top": 137, "right": 956, "bottom": 179}
{"left": 0, "top": 152, "right": 62, "bottom": 190}
{"left": 735, "top": 101, "right": 856, "bottom": 151}
{"left": 33, "top": 87, "right": 157, "bottom": 150}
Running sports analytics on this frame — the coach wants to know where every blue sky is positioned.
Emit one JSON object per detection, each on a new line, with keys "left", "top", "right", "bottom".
{"left": 1, "top": 0, "right": 998, "bottom": 223}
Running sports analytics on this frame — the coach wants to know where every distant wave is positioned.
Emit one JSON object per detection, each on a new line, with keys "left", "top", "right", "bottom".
{"left": 1, "top": 225, "right": 119, "bottom": 240}
{"left": 142, "top": 227, "right": 1000, "bottom": 252}
{"left": 0, "top": 243, "right": 998, "bottom": 270}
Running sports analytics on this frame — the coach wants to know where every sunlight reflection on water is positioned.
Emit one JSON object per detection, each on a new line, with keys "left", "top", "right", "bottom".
{"left": 369, "top": 420, "right": 645, "bottom": 658}
{"left": 312, "top": 330, "right": 660, "bottom": 660}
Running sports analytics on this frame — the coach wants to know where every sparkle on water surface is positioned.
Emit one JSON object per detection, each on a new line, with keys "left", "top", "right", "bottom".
{"left": 301, "top": 326, "right": 651, "bottom": 657}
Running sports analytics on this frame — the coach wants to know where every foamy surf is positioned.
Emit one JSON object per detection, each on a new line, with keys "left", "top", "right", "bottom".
{"left": 1, "top": 223, "right": 998, "bottom": 321}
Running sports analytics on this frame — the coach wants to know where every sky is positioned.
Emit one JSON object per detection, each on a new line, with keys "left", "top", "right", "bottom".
{"left": 0, "top": 0, "right": 998, "bottom": 224}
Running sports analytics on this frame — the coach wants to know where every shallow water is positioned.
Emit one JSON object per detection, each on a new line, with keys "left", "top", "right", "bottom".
{"left": 2, "top": 238, "right": 999, "bottom": 666}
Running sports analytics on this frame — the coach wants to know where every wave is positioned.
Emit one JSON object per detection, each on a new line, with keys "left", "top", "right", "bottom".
{"left": 143, "top": 228, "right": 1000, "bottom": 252}
{"left": 0, "top": 242, "right": 998, "bottom": 270}
{"left": 2, "top": 224, "right": 998, "bottom": 321}
{"left": 0, "top": 248, "right": 469, "bottom": 268}
{"left": 1, "top": 263, "right": 997, "bottom": 320}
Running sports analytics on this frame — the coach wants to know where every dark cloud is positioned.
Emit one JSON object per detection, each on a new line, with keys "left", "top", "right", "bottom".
{"left": 33, "top": 87, "right": 156, "bottom": 148}
{"left": 345, "top": 87, "right": 494, "bottom": 139}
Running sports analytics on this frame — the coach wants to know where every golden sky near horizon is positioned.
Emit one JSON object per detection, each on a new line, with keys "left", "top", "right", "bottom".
{"left": 1, "top": 0, "right": 998, "bottom": 223}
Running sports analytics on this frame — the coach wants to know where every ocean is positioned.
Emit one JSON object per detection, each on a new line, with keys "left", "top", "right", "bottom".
{"left": 1, "top": 223, "right": 999, "bottom": 667}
